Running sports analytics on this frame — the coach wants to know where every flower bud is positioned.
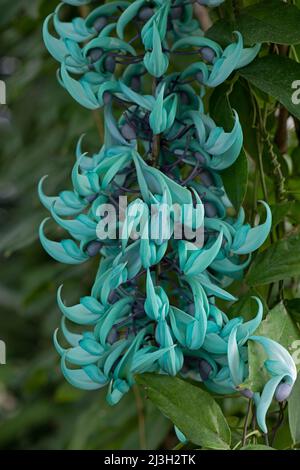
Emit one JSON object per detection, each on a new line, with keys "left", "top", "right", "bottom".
{"left": 86, "top": 194, "right": 98, "bottom": 203}
{"left": 108, "top": 290, "right": 118, "bottom": 303}
{"left": 239, "top": 388, "right": 254, "bottom": 399}
{"left": 138, "top": 7, "right": 153, "bottom": 21}
{"left": 88, "top": 48, "right": 103, "bottom": 63}
{"left": 180, "top": 91, "right": 189, "bottom": 105}
{"left": 199, "top": 359, "right": 212, "bottom": 381}
{"left": 196, "top": 71, "right": 204, "bottom": 84}
{"left": 205, "top": 202, "right": 217, "bottom": 218}
{"left": 195, "top": 152, "right": 206, "bottom": 164}
{"left": 200, "top": 170, "right": 213, "bottom": 187}
{"left": 94, "top": 16, "right": 108, "bottom": 33}
{"left": 103, "top": 91, "right": 112, "bottom": 105}
{"left": 201, "top": 47, "right": 215, "bottom": 63}
{"left": 131, "top": 75, "right": 141, "bottom": 92}
{"left": 275, "top": 382, "right": 292, "bottom": 402}
{"left": 86, "top": 240, "right": 102, "bottom": 257}
{"left": 104, "top": 55, "right": 116, "bottom": 74}
{"left": 171, "top": 6, "right": 183, "bottom": 20}
{"left": 121, "top": 123, "right": 137, "bottom": 141}
{"left": 107, "top": 326, "right": 119, "bottom": 345}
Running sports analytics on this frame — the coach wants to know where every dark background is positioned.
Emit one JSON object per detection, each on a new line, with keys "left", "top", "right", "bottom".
{"left": 0, "top": 0, "right": 173, "bottom": 450}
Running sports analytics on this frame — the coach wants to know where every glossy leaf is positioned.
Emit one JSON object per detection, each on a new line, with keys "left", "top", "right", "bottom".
{"left": 136, "top": 374, "right": 231, "bottom": 449}
{"left": 240, "top": 55, "right": 300, "bottom": 120}
{"left": 247, "top": 235, "right": 300, "bottom": 285}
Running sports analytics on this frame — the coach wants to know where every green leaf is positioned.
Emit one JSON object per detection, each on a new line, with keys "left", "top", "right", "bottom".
{"left": 241, "top": 303, "right": 300, "bottom": 392}
{"left": 206, "top": 1, "right": 300, "bottom": 46}
{"left": 136, "top": 374, "right": 231, "bottom": 449}
{"left": 228, "top": 79, "right": 258, "bottom": 161}
{"left": 285, "top": 298, "right": 300, "bottom": 323}
{"left": 241, "top": 339, "right": 269, "bottom": 392}
{"left": 271, "top": 202, "right": 295, "bottom": 229}
{"left": 288, "top": 374, "right": 300, "bottom": 445}
{"left": 246, "top": 234, "right": 300, "bottom": 285}
{"left": 240, "top": 55, "right": 300, "bottom": 121}
{"left": 240, "top": 444, "right": 275, "bottom": 450}
{"left": 210, "top": 82, "right": 234, "bottom": 132}
{"left": 209, "top": 82, "right": 248, "bottom": 211}
{"left": 222, "top": 149, "right": 248, "bottom": 213}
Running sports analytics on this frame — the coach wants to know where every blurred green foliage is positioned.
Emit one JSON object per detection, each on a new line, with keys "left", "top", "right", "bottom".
{"left": 0, "top": 0, "right": 171, "bottom": 450}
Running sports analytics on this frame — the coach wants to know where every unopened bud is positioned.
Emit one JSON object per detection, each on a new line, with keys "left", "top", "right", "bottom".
{"left": 180, "top": 91, "right": 189, "bottom": 105}
{"left": 171, "top": 6, "right": 183, "bottom": 20}
{"left": 239, "top": 388, "right": 254, "bottom": 399}
{"left": 121, "top": 123, "right": 136, "bottom": 141}
{"left": 94, "top": 16, "right": 108, "bottom": 33}
{"left": 88, "top": 48, "right": 103, "bottom": 63}
{"left": 275, "top": 382, "right": 292, "bottom": 402}
{"left": 196, "top": 71, "right": 204, "bottom": 84}
{"left": 200, "top": 47, "right": 215, "bottom": 63}
{"left": 131, "top": 75, "right": 141, "bottom": 92}
{"left": 205, "top": 202, "right": 217, "bottom": 218}
{"left": 138, "top": 6, "right": 153, "bottom": 21}
{"left": 86, "top": 194, "right": 98, "bottom": 203}
{"left": 86, "top": 240, "right": 102, "bottom": 257}
{"left": 104, "top": 55, "right": 116, "bottom": 74}
{"left": 200, "top": 170, "right": 213, "bottom": 187}
{"left": 103, "top": 91, "right": 112, "bottom": 105}
{"left": 195, "top": 152, "right": 206, "bottom": 164}
{"left": 107, "top": 326, "right": 119, "bottom": 345}
{"left": 199, "top": 359, "right": 212, "bottom": 381}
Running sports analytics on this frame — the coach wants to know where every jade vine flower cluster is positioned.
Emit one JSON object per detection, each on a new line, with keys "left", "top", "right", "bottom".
{"left": 40, "top": 0, "right": 297, "bottom": 435}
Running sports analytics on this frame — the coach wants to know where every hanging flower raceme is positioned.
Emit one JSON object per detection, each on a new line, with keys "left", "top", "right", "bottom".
{"left": 39, "top": 0, "right": 297, "bottom": 438}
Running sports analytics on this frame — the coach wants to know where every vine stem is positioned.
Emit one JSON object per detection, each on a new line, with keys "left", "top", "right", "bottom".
{"left": 232, "top": 430, "right": 261, "bottom": 450}
{"left": 173, "top": 442, "right": 185, "bottom": 450}
{"left": 270, "top": 402, "right": 286, "bottom": 446}
{"left": 242, "top": 399, "right": 252, "bottom": 447}
{"left": 133, "top": 385, "right": 147, "bottom": 450}
{"left": 257, "top": 103, "right": 269, "bottom": 203}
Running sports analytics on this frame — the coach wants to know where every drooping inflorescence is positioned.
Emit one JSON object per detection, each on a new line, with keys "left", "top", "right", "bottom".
{"left": 40, "top": 0, "right": 297, "bottom": 436}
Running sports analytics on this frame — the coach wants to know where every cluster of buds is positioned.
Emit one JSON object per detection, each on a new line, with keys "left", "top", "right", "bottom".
{"left": 40, "top": 0, "right": 296, "bottom": 435}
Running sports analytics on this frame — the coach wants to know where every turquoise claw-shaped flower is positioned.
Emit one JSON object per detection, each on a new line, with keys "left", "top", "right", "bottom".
{"left": 38, "top": 176, "right": 88, "bottom": 216}
{"left": 170, "top": 306, "right": 207, "bottom": 350}
{"left": 149, "top": 84, "right": 178, "bottom": 134}
{"left": 231, "top": 201, "right": 272, "bottom": 255}
{"left": 54, "top": 4, "right": 93, "bottom": 42}
{"left": 144, "top": 22, "right": 169, "bottom": 78}
{"left": 250, "top": 335, "right": 297, "bottom": 434}
{"left": 85, "top": 1, "right": 130, "bottom": 32}
{"left": 57, "top": 285, "right": 105, "bottom": 325}
{"left": 180, "top": 230, "right": 223, "bottom": 277}
{"left": 174, "top": 32, "right": 260, "bottom": 87}
{"left": 144, "top": 269, "right": 169, "bottom": 321}
{"left": 39, "top": 219, "right": 89, "bottom": 264}
{"left": 60, "top": 63, "right": 100, "bottom": 110}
